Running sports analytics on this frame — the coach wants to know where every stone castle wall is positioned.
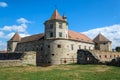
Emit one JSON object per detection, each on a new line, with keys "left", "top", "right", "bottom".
{"left": 90, "top": 50, "right": 120, "bottom": 62}
{"left": 99, "top": 42, "right": 112, "bottom": 51}
{"left": 15, "top": 40, "right": 44, "bottom": 52}
{"left": 44, "top": 39, "right": 94, "bottom": 65}
{"left": 0, "top": 60, "right": 22, "bottom": 67}
{"left": 0, "top": 51, "right": 36, "bottom": 67}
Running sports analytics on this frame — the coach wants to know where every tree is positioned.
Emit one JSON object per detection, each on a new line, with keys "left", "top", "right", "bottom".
{"left": 115, "top": 47, "right": 120, "bottom": 52}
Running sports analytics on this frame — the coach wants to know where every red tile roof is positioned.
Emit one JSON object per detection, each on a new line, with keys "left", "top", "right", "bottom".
{"left": 10, "top": 31, "right": 93, "bottom": 43}
{"left": 93, "top": 33, "right": 111, "bottom": 43}
{"left": 50, "top": 9, "right": 64, "bottom": 21}
{"left": 20, "top": 33, "right": 44, "bottom": 43}
{"left": 9, "top": 32, "right": 21, "bottom": 42}
{"left": 68, "top": 30, "right": 93, "bottom": 43}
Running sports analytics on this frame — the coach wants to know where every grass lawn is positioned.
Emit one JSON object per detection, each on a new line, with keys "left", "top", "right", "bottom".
{"left": 0, "top": 64, "right": 120, "bottom": 80}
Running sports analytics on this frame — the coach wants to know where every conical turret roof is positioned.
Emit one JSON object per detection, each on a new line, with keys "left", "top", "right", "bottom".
{"left": 9, "top": 32, "right": 21, "bottom": 42}
{"left": 50, "top": 9, "right": 64, "bottom": 21}
{"left": 93, "top": 33, "right": 111, "bottom": 43}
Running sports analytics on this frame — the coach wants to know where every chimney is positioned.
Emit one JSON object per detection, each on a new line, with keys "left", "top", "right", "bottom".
{"left": 63, "top": 15, "right": 67, "bottom": 21}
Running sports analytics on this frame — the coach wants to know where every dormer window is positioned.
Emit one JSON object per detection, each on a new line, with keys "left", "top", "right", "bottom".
{"left": 59, "top": 23, "right": 62, "bottom": 29}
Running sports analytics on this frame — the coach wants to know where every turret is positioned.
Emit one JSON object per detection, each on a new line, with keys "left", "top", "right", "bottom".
{"left": 7, "top": 32, "right": 21, "bottom": 52}
{"left": 93, "top": 33, "right": 112, "bottom": 51}
{"left": 44, "top": 9, "right": 68, "bottom": 39}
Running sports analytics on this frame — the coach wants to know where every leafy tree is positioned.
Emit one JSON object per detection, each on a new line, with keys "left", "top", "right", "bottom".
{"left": 115, "top": 47, "right": 120, "bottom": 52}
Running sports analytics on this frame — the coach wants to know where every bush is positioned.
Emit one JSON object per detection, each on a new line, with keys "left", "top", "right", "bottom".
{"left": 115, "top": 47, "right": 120, "bottom": 52}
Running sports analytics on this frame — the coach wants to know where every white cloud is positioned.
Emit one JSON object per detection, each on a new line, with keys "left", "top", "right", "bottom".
{"left": 0, "top": 18, "right": 31, "bottom": 33}
{"left": 0, "top": 24, "right": 27, "bottom": 32}
{"left": 0, "top": 2, "right": 8, "bottom": 7}
{"left": 0, "top": 41, "right": 6, "bottom": 50}
{"left": 0, "top": 31, "right": 4, "bottom": 38}
{"left": 83, "top": 24, "right": 120, "bottom": 48}
{"left": 17, "top": 18, "right": 31, "bottom": 24}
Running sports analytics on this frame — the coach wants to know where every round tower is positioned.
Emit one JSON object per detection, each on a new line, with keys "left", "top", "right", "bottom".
{"left": 42, "top": 9, "right": 70, "bottom": 65}
{"left": 44, "top": 9, "right": 68, "bottom": 39}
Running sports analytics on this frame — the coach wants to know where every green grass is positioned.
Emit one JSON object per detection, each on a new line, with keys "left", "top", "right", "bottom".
{"left": 0, "top": 64, "right": 120, "bottom": 80}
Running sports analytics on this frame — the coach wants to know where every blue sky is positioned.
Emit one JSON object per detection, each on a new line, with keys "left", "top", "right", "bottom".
{"left": 0, "top": 0, "right": 120, "bottom": 50}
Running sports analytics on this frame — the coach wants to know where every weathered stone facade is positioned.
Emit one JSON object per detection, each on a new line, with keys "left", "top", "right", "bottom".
{"left": 43, "top": 39, "right": 94, "bottom": 65}
{"left": 90, "top": 50, "right": 120, "bottom": 62}
{"left": 77, "top": 50, "right": 120, "bottom": 64}
{"left": 0, "top": 51, "right": 36, "bottom": 67}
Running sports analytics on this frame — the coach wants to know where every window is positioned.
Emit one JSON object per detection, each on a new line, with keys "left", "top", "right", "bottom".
{"left": 105, "top": 55, "right": 107, "bottom": 58}
{"left": 59, "top": 32, "right": 62, "bottom": 37}
{"left": 79, "top": 45, "right": 81, "bottom": 49}
{"left": 50, "top": 24, "right": 53, "bottom": 29}
{"left": 103, "top": 43, "right": 106, "bottom": 45}
{"left": 50, "top": 32, "right": 53, "bottom": 37}
{"left": 114, "top": 55, "right": 116, "bottom": 57}
{"left": 71, "top": 44, "right": 74, "bottom": 50}
{"left": 66, "top": 34, "right": 67, "bottom": 38}
{"left": 89, "top": 47, "right": 91, "bottom": 50}
{"left": 57, "top": 44, "right": 61, "bottom": 48}
{"left": 84, "top": 46, "right": 86, "bottom": 50}
{"left": 59, "top": 23, "right": 62, "bottom": 29}
{"left": 99, "top": 55, "right": 101, "bottom": 58}
{"left": 52, "top": 54, "right": 54, "bottom": 56}
{"left": 48, "top": 45, "right": 50, "bottom": 48}
{"left": 40, "top": 47, "right": 43, "bottom": 51}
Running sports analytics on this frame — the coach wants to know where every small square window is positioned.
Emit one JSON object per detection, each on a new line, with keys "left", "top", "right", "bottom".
{"left": 99, "top": 55, "right": 101, "bottom": 58}
{"left": 50, "top": 24, "right": 53, "bottom": 29}
{"left": 58, "top": 45, "right": 61, "bottom": 48}
{"left": 105, "top": 55, "right": 107, "bottom": 58}
{"left": 103, "top": 43, "right": 106, "bottom": 45}
{"left": 79, "top": 45, "right": 81, "bottom": 49}
{"left": 59, "top": 32, "right": 62, "bottom": 37}
{"left": 59, "top": 23, "right": 62, "bottom": 29}
{"left": 48, "top": 45, "right": 50, "bottom": 48}
{"left": 50, "top": 32, "right": 53, "bottom": 37}
{"left": 40, "top": 47, "right": 43, "bottom": 50}
{"left": 71, "top": 44, "right": 74, "bottom": 50}
{"left": 52, "top": 54, "right": 54, "bottom": 56}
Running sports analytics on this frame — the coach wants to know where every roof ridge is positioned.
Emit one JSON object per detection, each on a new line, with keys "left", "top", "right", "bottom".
{"left": 21, "top": 33, "right": 44, "bottom": 38}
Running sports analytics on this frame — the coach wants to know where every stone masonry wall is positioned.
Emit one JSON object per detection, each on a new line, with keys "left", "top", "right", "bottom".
{"left": 0, "top": 51, "right": 36, "bottom": 67}
{"left": 90, "top": 50, "right": 120, "bottom": 62}
{"left": 0, "top": 60, "right": 22, "bottom": 67}
{"left": 21, "top": 51, "right": 36, "bottom": 66}
{"left": 44, "top": 39, "right": 94, "bottom": 65}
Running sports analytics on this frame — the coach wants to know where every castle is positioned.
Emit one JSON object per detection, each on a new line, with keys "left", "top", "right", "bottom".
{"left": 7, "top": 9, "right": 117, "bottom": 65}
